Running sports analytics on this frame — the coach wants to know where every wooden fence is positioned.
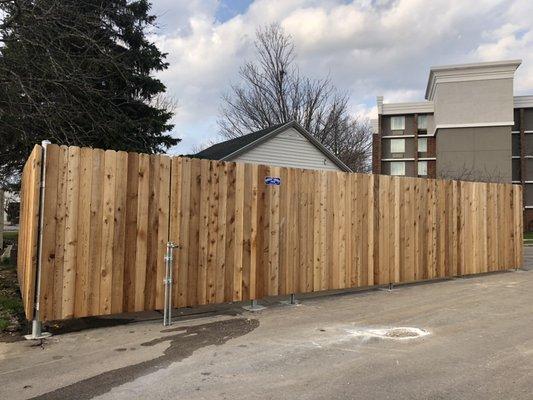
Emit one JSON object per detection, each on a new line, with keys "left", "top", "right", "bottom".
{"left": 17, "top": 146, "right": 42, "bottom": 319}
{"left": 18, "top": 144, "right": 523, "bottom": 321}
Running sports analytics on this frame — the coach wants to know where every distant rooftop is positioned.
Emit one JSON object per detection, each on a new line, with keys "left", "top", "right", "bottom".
{"left": 425, "top": 59, "right": 522, "bottom": 100}
{"left": 193, "top": 123, "right": 287, "bottom": 160}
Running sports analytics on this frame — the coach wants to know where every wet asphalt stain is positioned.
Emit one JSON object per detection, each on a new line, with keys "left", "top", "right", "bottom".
{"left": 29, "top": 318, "right": 259, "bottom": 400}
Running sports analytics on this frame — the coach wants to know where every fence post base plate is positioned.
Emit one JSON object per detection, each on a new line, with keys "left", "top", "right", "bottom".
{"left": 280, "top": 293, "right": 299, "bottom": 306}
{"left": 24, "top": 319, "right": 52, "bottom": 340}
{"left": 24, "top": 332, "right": 52, "bottom": 340}
{"left": 243, "top": 300, "right": 266, "bottom": 312}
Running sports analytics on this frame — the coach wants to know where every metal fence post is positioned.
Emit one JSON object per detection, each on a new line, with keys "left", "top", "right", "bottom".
{"left": 290, "top": 293, "right": 297, "bottom": 305}
{"left": 243, "top": 298, "right": 266, "bottom": 311}
{"left": 163, "top": 241, "right": 178, "bottom": 326}
{"left": 25, "top": 140, "right": 52, "bottom": 340}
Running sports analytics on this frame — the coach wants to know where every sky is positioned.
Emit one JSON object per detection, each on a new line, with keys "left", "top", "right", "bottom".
{"left": 148, "top": 0, "right": 533, "bottom": 155}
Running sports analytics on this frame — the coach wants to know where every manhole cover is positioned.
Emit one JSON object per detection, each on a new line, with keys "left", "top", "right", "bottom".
{"left": 348, "top": 327, "right": 429, "bottom": 340}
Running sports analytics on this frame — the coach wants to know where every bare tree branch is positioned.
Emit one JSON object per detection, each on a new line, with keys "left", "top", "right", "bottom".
{"left": 217, "top": 24, "right": 371, "bottom": 172}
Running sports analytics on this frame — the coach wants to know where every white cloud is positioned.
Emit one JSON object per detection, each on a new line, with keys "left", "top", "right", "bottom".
{"left": 474, "top": 0, "right": 533, "bottom": 93}
{"left": 150, "top": 0, "right": 533, "bottom": 153}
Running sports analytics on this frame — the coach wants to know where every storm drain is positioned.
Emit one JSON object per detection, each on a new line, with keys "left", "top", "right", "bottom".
{"left": 348, "top": 327, "right": 430, "bottom": 340}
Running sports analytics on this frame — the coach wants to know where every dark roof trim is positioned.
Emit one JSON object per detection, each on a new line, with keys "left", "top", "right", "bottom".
{"left": 220, "top": 120, "right": 352, "bottom": 172}
{"left": 193, "top": 123, "right": 286, "bottom": 160}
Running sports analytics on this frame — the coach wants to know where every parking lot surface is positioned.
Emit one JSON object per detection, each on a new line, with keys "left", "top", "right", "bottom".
{"left": 1, "top": 248, "right": 533, "bottom": 400}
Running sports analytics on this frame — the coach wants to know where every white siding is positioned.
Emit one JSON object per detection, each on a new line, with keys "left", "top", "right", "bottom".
{"left": 229, "top": 127, "right": 342, "bottom": 171}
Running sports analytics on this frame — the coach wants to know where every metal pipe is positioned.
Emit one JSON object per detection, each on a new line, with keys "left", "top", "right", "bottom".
{"left": 163, "top": 244, "right": 170, "bottom": 326}
{"left": 168, "top": 243, "right": 174, "bottom": 324}
{"left": 25, "top": 140, "right": 52, "bottom": 340}
{"left": 163, "top": 242, "right": 178, "bottom": 326}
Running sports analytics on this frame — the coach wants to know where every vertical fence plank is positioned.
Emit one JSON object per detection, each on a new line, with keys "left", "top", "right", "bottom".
{"left": 74, "top": 147, "right": 92, "bottom": 317}
{"left": 169, "top": 157, "right": 184, "bottom": 306}
{"left": 269, "top": 166, "right": 280, "bottom": 296}
{"left": 197, "top": 159, "right": 210, "bottom": 305}
{"left": 143, "top": 155, "right": 158, "bottom": 310}
{"left": 358, "top": 174, "right": 368, "bottom": 286}
{"left": 17, "top": 146, "right": 42, "bottom": 320}
{"left": 100, "top": 150, "right": 116, "bottom": 314}
{"left": 233, "top": 162, "right": 245, "bottom": 301}
{"left": 312, "top": 170, "right": 323, "bottom": 291}
{"left": 337, "top": 172, "right": 347, "bottom": 288}
{"left": 328, "top": 171, "right": 338, "bottom": 288}
{"left": 62, "top": 146, "right": 80, "bottom": 319}
{"left": 52, "top": 146, "right": 68, "bottom": 320}
{"left": 255, "top": 164, "right": 267, "bottom": 299}
{"left": 241, "top": 163, "right": 253, "bottom": 300}
{"left": 215, "top": 162, "right": 228, "bottom": 303}
{"left": 378, "top": 175, "right": 389, "bottom": 285}
{"left": 393, "top": 177, "right": 401, "bottom": 283}
{"left": 250, "top": 164, "right": 259, "bottom": 299}
{"left": 123, "top": 152, "right": 139, "bottom": 312}
{"left": 206, "top": 161, "right": 219, "bottom": 304}
{"left": 289, "top": 168, "right": 300, "bottom": 294}
{"left": 185, "top": 158, "right": 199, "bottom": 307}
{"left": 111, "top": 152, "right": 128, "bottom": 313}
{"left": 133, "top": 154, "right": 149, "bottom": 311}
{"left": 513, "top": 186, "right": 519, "bottom": 268}
{"left": 279, "top": 166, "right": 291, "bottom": 295}
{"left": 87, "top": 149, "right": 104, "bottom": 315}
{"left": 39, "top": 145, "right": 59, "bottom": 321}
{"left": 155, "top": 155, "right": 171, "bottom": 310}
{"left": 222, "top": 162, "right": 236, "bottom": 302}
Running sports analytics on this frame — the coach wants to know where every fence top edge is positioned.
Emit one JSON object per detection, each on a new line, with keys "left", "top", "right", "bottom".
{"left": 33, "top": 142, "right": 519, "bottom": 188}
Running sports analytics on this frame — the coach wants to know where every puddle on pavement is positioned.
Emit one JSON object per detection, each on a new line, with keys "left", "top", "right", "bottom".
{"left": 305, "top": 325, "right": 430, "bottom": 349}
{"left": 348, "top": 327, "right": 430, "bottom": 340}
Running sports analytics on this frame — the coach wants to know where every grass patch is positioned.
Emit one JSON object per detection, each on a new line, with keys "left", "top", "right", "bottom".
{"left": 0, "top": 295, "right": 23, "bottom": 331}
{"left": 0, "top": 259, "right": 24, "bottom": 337}
{"left": 0, "top": 297, "right": 23, "bottom": 313}
{"left": 2, "top": 231, "right": 18, "bottom": 243}
{"left": 0, "top": 319, "right": 8, "bottom": 331}
{"left": 524, "top": 232, "right": 533, "bottom": 241}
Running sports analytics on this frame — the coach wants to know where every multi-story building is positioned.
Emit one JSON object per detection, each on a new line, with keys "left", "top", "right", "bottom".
{"left": 372, "top": 59, "right": 533, "bottom": 230}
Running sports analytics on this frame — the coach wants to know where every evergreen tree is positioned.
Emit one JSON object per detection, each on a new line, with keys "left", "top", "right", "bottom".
{"left": 0, "top": 0, "right": 178, "bottom": 188}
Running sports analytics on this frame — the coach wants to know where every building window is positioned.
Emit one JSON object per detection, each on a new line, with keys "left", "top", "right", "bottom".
{"left": 390, "top": 162, "right": 405, "bottom": 176}
{"left": 418, "top": 115, "right": 428, "bottom": 130}
{"left": 418, "top": 161, "right": 428, "bottom": 176}
{"left": 390, "top": 116, "right": 405, "bottom": 130}
{"left": 418, "top": 138, "right": 427, "bottom": 153}
{"left": 390, "top": 138, "right": 405, "bottom": 154}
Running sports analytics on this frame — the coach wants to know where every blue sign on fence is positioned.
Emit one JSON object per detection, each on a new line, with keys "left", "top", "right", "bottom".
{"left": 265, "top": 176, "right": 281, "bottom": 186}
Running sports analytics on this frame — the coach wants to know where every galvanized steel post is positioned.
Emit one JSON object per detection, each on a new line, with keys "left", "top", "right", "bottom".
{"left": 25, "top": 140, "right": 52, "bottom": 340}
{"left": 163, "top": 241, "right": 178, "bottom": 326}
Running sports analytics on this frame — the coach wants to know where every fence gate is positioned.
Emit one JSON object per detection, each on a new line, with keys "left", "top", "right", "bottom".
{"left": 18, "top": 143, "right": 524, "bottom": 324}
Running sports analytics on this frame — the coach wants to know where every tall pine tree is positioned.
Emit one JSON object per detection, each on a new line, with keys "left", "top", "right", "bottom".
{"left": 0, "top": 0, "right": 178, "bottom": 188}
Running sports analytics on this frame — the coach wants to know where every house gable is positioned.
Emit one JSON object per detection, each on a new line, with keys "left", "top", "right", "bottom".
{"left": 228, "top": 126, "right": 343, "bottom": 172}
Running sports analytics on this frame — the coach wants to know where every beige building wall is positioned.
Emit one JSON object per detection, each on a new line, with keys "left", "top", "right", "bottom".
{"left": 433, "top": 79, "right": 515, "bottom": 128}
